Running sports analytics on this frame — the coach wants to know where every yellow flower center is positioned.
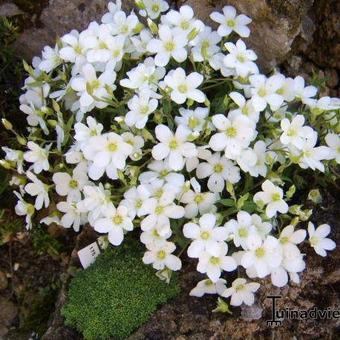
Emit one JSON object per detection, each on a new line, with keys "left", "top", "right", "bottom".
{"left": 107, "top": 142, "right": 118, "bottom": 152}
{"left": 178, "top": 83, "right": 188, "bottom": 93}
{"left": 200, "top": 231, "right": 210, "bottom": 240}
{"left": 165, "top": 40, "right": 175, "bottom": 52}
{"left": 210, "top": 256, "right": 220, "bottom": 265}
{"left": 194, "top": 194, "right": 204, "bottom": 204}
{"left": 157, "top": 250, "right": 166, "bottom": 260}
{"left": 169, "top": 139, "right": 178, "bottom": 150}
{"left": 272, "top": 192, "right": 281, "bottom": 201}
{"left": 113, "top": 214, "right": 123, "bottom": 225}
{"left": 226, "top": 126, "right": 237, "bottom": 138}
{"left": 69, "top": 179, "right": 78, "bottom": 189}
{"left": 155, "top": 205, "right": 164, "bottom": 215}
{"left": 214, "top": 163, "right": 223, "bottom": 173}
{"left": 238, "top": 228, "right": 248, "bottom": 238}
{"left": 255, "top": 247, "right": 265, "bottom": 258}
{"left": 227, "top": 19, "right": 236, "bottom": 28}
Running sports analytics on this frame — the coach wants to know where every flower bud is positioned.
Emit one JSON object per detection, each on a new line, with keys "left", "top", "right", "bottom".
{"left": 147, "top": 18, "right": 158, "bottom": 35}
{"left": 307, "top": 189, "right": 322, "bottom": 204}
{"left": 17, "top": 135, "right": 27, "bottom": 146}
{"left": 0, "top": 160, "right": 12, "bottom": 170}
{"left": 2, "top": 118, "right": 13, "bottom": 130}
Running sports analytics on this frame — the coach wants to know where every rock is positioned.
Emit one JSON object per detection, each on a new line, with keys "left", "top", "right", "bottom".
{"left": 0, "top": 271, "right": 8, "bottom": 290}
{"left": 14, "top": 0, "right": 135, "bottom": 60}
{"left": 181, "top": 0, "right": 314, "bottom": 72}
{"left": 0, "top": 297, "right": 18, "bottom": 334}
{"left": 325, "top": 68, "right": 339, "bottom": 88}
{"left": 241, "top": 303, "right": 263, "bottom": 321}
{"left": 0, "top": 3, "right": 24, "bottom": 17}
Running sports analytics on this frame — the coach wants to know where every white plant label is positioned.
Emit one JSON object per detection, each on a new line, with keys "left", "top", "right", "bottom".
{"left": 78, "top": 242, "right": 101, "bottom": 269}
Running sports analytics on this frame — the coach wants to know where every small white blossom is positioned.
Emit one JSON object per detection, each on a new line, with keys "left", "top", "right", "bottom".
{"left": 183, "top": 213, "right": 228, "bottom": 257}
{"left": 222, "top": 278, "right": 260, "bottom": 306}
{"left": 209, "top": 114, "right": 255, "bottom": 160}
{"left": 164, "top": 68, "right": 205, "bottom": 104}
{"left": 14, "top": 191, "right": 35, "bottom": 230}
{"left": 196, "top": 152, "right": 240, "bottom": 192}
{"left": 24, "top": 171, "right": 50, "bottom": 210}
{"left": 308, "top": 222, "right": 336, "bottom": 257}
{"left": 210, "top": 5, "right": 251, "bottom": 38}
{"left": 197, "top": 242, "right": 237, "bottom": 282}
{"left": 325, "top": 133, "right": 340, "bottom": 164}
{"left": 94, "top": 205, "right": 133, "bottom": 246}
{"left": 139, "top": 0, "right": 169, "bottom": 19}
{"left": 24, "top": 142, "right": 50, "bottom": 174}
{"left": 224, "top": 40, "right": 258, "bottom": 77}
{"left": 190, "top": 278, "right": 227, "bottom": 297}
{"left": 147, "top": 25, "right": 188, "bottom": 66}
{"left": 57, "top": 197, "right": 87, "bottom": 232}
{"left": 143, "top": 241, "right": 182, "bottom": 271}
{"left": 253, "top": 180, "right": 288, "bottom": 218}
{"left": 152, "top": 124, "right": 197, "bottom": 171}
{"left": 175, "top": 107, "right": 209, "bottom": 133}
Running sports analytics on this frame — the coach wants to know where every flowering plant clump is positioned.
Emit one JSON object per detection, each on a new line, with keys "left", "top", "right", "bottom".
{"left": 1, "top": 0, "right": 339, "bottom": 307}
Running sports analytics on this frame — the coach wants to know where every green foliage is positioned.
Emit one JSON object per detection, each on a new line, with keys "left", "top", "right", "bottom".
{"left": 62, "top": 241, "right": 180, "bottom": 339}
{"left": 31, "top": 225, "right": 62, "bottom": 257}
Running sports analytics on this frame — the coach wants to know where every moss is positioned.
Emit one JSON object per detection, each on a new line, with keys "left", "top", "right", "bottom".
{"left": 62, "top": 241, "right": 180, "bottom": 340}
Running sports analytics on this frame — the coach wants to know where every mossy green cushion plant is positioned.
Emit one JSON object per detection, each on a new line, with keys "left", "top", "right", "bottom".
{"left": 62, "top": 242, "right": 180, "bottom": 340}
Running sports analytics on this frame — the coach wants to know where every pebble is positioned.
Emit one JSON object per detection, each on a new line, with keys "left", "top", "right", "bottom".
{"left": 0, "top": 271, "right": 8, "bottom": 290}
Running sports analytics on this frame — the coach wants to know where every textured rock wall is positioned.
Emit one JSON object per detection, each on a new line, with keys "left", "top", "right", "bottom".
{"left": 0, "top": 0, "right": 339, "bottom": 75}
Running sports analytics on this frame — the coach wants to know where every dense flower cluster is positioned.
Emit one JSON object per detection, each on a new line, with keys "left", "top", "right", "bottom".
{"left": 2, "top": 0, "right": 339, "bottom": 307}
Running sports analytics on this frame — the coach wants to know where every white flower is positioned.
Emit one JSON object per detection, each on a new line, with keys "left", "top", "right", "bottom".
{"left": 101, "top": 1, "right": 122, "bottom": 23}
{"left": 325, "top": 133, "right": 340, "bottom": 164}
{"left": 24, "top": 142, "right": 50, "bottom": 174}
{"left": 121, "top": 184, "right": 151, "bottom": 219}
{"left": 224, "top": 211, "right": 258, "bottom": 250}
{"left": 241, "top": 234, "right": 282, "bottom": 278}
{"left": 130, "top": 28, "right": 153, "bottom": 58}
{"left": 292, "top": 132, "right": 333, "bottom": 172}
{"left": 143, "top": 241, "right": 182, "bottom": 271}
{"left": 183, "top": 213, "right": 228, "bottom": 258}
{"left": 59, "top": 29, "right": 97, "bottom": 66}
{"left": 197, "top": 242, "right": 237, "bottom": 282}
{"left": 139, "top": 0, "right": 169, "bottom": 19}
{"left": 210, "top": 5, "right": 251, "bottom": 38}
{"left": 305, "top": 96, "right": 340, "bottom": 114}
{"left": 175, "top": 107, "right": 209, "bottom": 133}
{"left": 87, "top": 27, "right": 126, "bottom": 64}
{"left": 209, "top": 114, "right": 255, "bottom": 159}
{"left": 140, "top": 225, "right": 172, "bottom": 246}
{"left": 74, "top": 116, "right": 103, "bottom": 145}
{"left": 14, "top": 191, "right": 35, "bottom": 230}
{"left": 251, "top": 214, "right": 272, "bottom": 239}
{"left": 125, "top": 89, "right": 158, "bottom": 129}
{"left": 191, "top": 26, "right": 221, "bottom": 62}
{"left": 71, "top": 63, "right": 116, "bottom": 113}
{"left": 24, "top": 171, "right": 50, "bottom": 210}
{"left": 163, "top": 68, "right": 205, "bottom": 104}
{"left": 39, "top": 45, "right": 62, "bottom": 73}
{"left": 229, "top": 92, "right": 259, "bottom": 123}
{"left": 280, "top": 115, "right": 314, "bottom": 149}
{"left": 82, "top": 132, "right": 133, "bottom": 180}
{"left": 122, "top": 132, "right": 145, "bottom": 160}
{"left": 147, "top": 25, "right": 188, "bottom": 66}
{"left": 19, "top": 102, "right": 49, "bottom": 134}
{"left": 294, "top": 76, "right": 317, "bottom": 104}
{"left": 236, "top": 141, "right": 268, "bottom": 177}
{"left": 94, "top": 205, "right": 133, "bottom": 246}
{"left": 139, "top": 160, "right": 185, "bottom": 190}
{"left": 57, "top": 198, "right": 87, "bottom": 232}
{"left": 180, "top": 185, "right": 218, "bottom": 219}
{"left": 140, "top": 192, "right": 185, "bottom": 236}
{"left": 275, "top": 74, "right": 295, "bottom": 102}
{"left": 223, "top": 40, "right": 258, "bottom": 77}
{"left": 249, "top": 74, "right": 285, "bottom": 112}
{"left": 190, "top": 278, "right": 227, "bottom": 297}
{"left": 52, "top": 163, "right": 89, "bottom": 201}
{"left": 308, "top": 222, "right": 336, "bottom": 257}
{"left": 271, "top": 243, "right": 305, "bottom": 287}
{"left": 253, "top": 180, "right": 288, "bottom": 218}
{"left": 196, "top": 152, "right": 240, "bottom": 192}
{"left": 279, "top": 225, "right": 306, "bottom": 247}
{"left": 2, "top": 147, "right": 24, "bottom": 174}
{"left": 109, "top": 10, "right": 139, "bottom": 37}
{"left": 20, "top": 80, "right": 50, "bottom": 109}
{"left": 222, "top": 278, "right": 260, "bottom": 306}
{"left": 163, "top": 5, "right": 203, "bottom": 34}
{"left": 152, "top": 124, "right": 197, "bottom": 171}
{"left": 120, "top": 57, "right": 165, "bottom": 90}
{"left": 78, "top": 184, "right": 112, "bottom": 224}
